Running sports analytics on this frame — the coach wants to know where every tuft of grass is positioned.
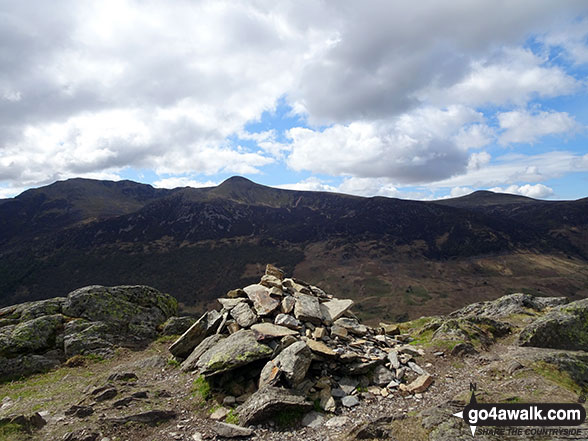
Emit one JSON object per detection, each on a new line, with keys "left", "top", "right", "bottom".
{"left": 531, "top": 361, "right": 583, "bottom": 394}
{"left": 191, "top": 375, "right": 211, "bottom": 401}
{"left": 226, "top": 409, "right": 239, "bottom": 425}
{"left": 167, "top": 357, "right": 180, "bottom": 368}
{"left": 156, "top": 334, "right": 180, "bottom": 344}
{"left": 0, "top": 422, "right": 27, "bottom": 441}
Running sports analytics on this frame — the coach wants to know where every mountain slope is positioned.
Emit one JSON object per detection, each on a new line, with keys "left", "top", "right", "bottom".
{"left": 0, "top": 177, "right": 587, "bottom": 318}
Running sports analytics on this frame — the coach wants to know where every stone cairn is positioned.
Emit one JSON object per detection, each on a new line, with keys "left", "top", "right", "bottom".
{"left": 169, "top": 265, "right": 433, "bottom": 426}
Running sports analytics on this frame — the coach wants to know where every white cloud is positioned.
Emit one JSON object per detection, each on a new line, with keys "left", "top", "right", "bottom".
{"left": 449, "top": 186, "right": 475, "bottom": 197}
{"left": 490, "top": 183, "right": 554, "bottom": 199}
{"left": 152, "top": 177, "right": 218, "bottom": 189}
{"left": 541, "top": 17, "right": 588, "bottom": 65}
{"left": 432, "top": 151, "right": 588, "bottom": 188}
{"left": 286, "top": 105, "right": 484, "bottom": 184}
{"left": 274, "top": 177, "right": 337, "bottom": 192}
{"left": 418, "top": 48, "right": 580, "bottom": 107}
{"left": 498, "top": 109, "right": 579, "bottom": 145}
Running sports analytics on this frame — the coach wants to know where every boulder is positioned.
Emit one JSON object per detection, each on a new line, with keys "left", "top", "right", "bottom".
{"left": 265, "top": 264, "right": 284, "bottom": 280}
{"left": 180, "top": 334, "right": 226, "bottom": 372}
{"left": 243, "top": 284, "right": 280, "bottom": 316}
{"left": 293, "top": 294, "right": 322, "bottom": 325}
{"left": 63, "top": 320, "right": 114, "bottom": 357}
{"left": 259, "top": 341, "right": 312, "bottom": 387}
{"left": 161, "top": 316, "right": 196, "bottom": 336}
{"left": 62, "top": 285, "right": 177, "bottom": 329}
{"left": 218, "top": 298, "right": 247, "bottom": 311}
{"left": 452, "top": 292, "right": 568, "bottom": 319}
{"left": 0, "top": 354, "right": 60, "bottom": 380}
{"left": 0, "top": 314, "right": 64, "bottom": 357}
{"left": 238, "top": 385, "right": 312, "bottom": 426}
{"left": 169, "top": 311, "right": 222, "bottom": 358}
{"left": 305, "top": 339, "right": 336, "bottom": 357}
{"left": 230, "top": 302, "right": 257, "bottom": 328}
{"left": 519, "top": 298, "right": 588, "bottom": 351}
{"left": 401, "top": 374, "right": 434, "bottom": 394}
{"left": 196, "top": 329, "right": 273, "bottom": 375}
{"left": 371, "top": 365, "right": 395, "bottom": 386}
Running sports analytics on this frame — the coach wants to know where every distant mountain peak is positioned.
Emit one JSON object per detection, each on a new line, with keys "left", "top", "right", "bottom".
{"left": 217, "top": 176, "right": 258, "bottom": 188}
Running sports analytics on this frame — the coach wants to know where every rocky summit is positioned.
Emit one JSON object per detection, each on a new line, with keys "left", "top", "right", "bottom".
{"left": 0, "top": 266, "right": 587, "bottom": 441}
{"left": 170, "top": 264, "right": 435, "bottom": 424}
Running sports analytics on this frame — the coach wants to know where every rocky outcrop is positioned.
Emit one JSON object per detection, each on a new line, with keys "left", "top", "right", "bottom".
{"left": 0, "top": 285, "right": 177, "bottom": 380}
{"left": 519, "top": 298, "right": 588, "bottom": 350}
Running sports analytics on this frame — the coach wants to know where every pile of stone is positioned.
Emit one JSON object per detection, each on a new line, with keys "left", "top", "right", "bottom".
{"left": 169, "top": 265, "right": 434, "bottom": 426}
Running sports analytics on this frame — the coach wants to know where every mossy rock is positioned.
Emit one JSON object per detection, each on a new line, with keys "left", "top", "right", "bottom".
{"left": 196, "top": 329, "right": 273, "bottom": 376}
{"left": 0, "top": 314, "right": 64, "bottom": 357}
{"left": 519, "top": 298, "right": 588, "bottom": 351}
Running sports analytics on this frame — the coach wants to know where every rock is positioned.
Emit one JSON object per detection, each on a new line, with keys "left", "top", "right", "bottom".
{"left": 331, "top": 388, "right": 346, "bottom": 398}
{"left": 0, "top": 314, "right": 64, "bottom": 357}
{"left": 341, "top": 359, "right": 382, "bottom": 375}
{"left": 312, "top": 327, "right": 327, "bottom": 339}
{"left": 63, "top": 320, "right": 115, "bottom": 357}
{"left": 62, "top": 429, "right": 100, "bottom": 441}
{"left": 218, "top": 298, "right": 247, "bottom": 311}
{"left": 294, "top": 294, "right": 323, "bottom": 325}
{"left": 450, "top": 342, "right": 478, "bottom": 357}
{"left": 408, "top": 361, "right": 427, "bottom": 375}
{"left": 339, "top": 377, "right": 359, "bottom": 394}
{"left": 94, "top": 387, "right": 117, "bottom": 402}
{"left": 320, "top": 299, "right": 354, "bottom": 323}
{"left": 371, "top": 365, "right": 395, "bottom": 386}
{"left": 227, "top": 289, "right": 247, "bottom": 299}
{"left": 259, "top": 341, "right": 312, "bottom": 387}
{"left": 280, "top": 296, "right": 296, "bottom": 314}
{"left": 306, "top": 339, "right": 336, "bottom": 357}
{"left": 401, "top": 374, "right": 433, "bottom": 394}
{"left": 223, "top": 395, "right": 236, "bottom": 406}
{"left": 274, "top": 313, "right": 301, "bottom": 330}
{"left": 333, "top": 318, "right": 367, "bottom": 336}
{"left": 302, "top": 411, "right": 325, "bottom": 428}
{"left": 260, "top": 274, "right": 283, "bottom": 289}
{"left": 388, "top": 351, "right": 400, "bottom": 369}
{"left": 0, "top": 412, "right": 46, "bottom": 433}
{"left": 243, "top": 284, "right": 280, "bottom": 316}
{"left": 380, "top": 322, "right": 400, "bottom": 335}
{"left": 211, "top": 422, "right": 253, "bottom": 438}
{"left": 519, "top": 298, "right": 588, "bottom": 351}
{"left": 265, "top": 264, "right": 284, "bottom": 280}
{"left": 238, "top": 385, "right": 312, "bottom": 426}
{"left": 108, "top": 372, "right": 138, "bottom": 382}
{"left": 227, "top": 322, "right": 241, "bottom": 334}
{"left": 210, "top": 407, "right": 229, "bottom": 420}
{"left": 181, "top": 334, "right": 226, "bottom": 372}
{"left": 507, "top": 360, "right": 524, "bottom": 375}
{"left": 113, "top": 397, "right": 135, "bottom": 408}
{"left": 107, "top": 410, "right": 176, "bottom": 425}
{"left": 341, "top": 395, "right": 359, "bottom": 407}
{"left": 325, "top": 416, "right": 348, "bottom": 428}
{"left": 346, "top": 416, "right": 400, "bottom": 440}
{"left": 62, "top": 285, "right": 177, "bottom": 338}
{"left": 319, "top": 388, "right": 336, "bottom": 412}
{"left": 65, "top": 405, "right": 94, "bottom": 418}
{"left": 196, "top": 329, "right": 273, "bottom": 376}
{"left": 452, "top": 292, "right": 568, "bottom": 319}
{"left": 330, "top": 325, "right": 348, "bottom": 338}
{"left": 230, "top": 302, "right": 257, "bottom": 328}
{"left": 251, "top": 323, "right": 299, "bottom": 339}
{"left": 169, "top": 311, "right": 222, "bottom": 359}
{"left": 0, "top": 354, "right": 60, "bottom": 379}
{"left": 161, "top": 316, "right": 196, "bottom": 336}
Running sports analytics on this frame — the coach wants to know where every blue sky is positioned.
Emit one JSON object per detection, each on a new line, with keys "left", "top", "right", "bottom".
{"left": 1, "top": 1, "right": 587, "bottom": 200}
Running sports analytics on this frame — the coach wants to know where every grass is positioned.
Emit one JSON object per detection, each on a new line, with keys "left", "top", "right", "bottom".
{"left": 0, "top": 422, "right": 27, "bottom": 441}
{"left": 531, "top": 361, "right": 584, "bottom": 395}
{"left": 167, "top": 357, "right": 180, "bottom": 368}
{"left": 156, "top": 334, "right": 180, "bottom": 344}
{"left": 226, "top": 409, "right": 239, "bottom": 425}
{"left": 191, "top": 375, "right": 211, "bottom": 401}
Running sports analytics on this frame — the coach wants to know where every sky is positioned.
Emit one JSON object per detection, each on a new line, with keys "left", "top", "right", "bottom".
{"left": 1, "top": 1, "right": 588, "bottom": 201}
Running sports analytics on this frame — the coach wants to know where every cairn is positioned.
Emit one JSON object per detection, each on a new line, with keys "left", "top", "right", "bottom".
{"left": 168, "top": 265, "right": 433, "bottom": 426}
